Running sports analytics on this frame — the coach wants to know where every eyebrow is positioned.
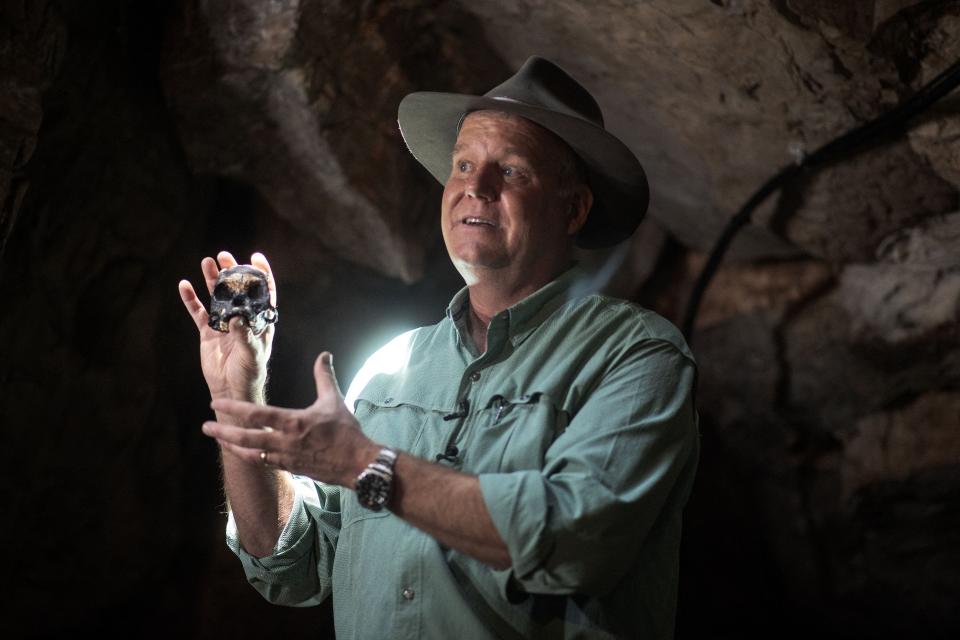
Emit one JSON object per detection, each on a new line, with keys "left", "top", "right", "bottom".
{"left": 502, "top": 147, "right": 530, "bottom": 160}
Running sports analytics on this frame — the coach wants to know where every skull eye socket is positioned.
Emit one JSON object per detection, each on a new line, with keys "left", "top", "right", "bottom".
{"left": 213, "top": 282, "right": 232, "bottom": 301}
{"left": 247, "top": 282, "right": 264, "bottom": 300}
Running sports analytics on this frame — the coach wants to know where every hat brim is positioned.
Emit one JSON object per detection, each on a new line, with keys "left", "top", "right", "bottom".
{"left": 398, "top": 92, "right": 649, "bottom": 249}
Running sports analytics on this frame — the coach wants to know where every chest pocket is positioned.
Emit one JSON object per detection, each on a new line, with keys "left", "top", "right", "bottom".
{"left": 345, "top": 394, "right": 435, "bottom": 529}
{"left": 464, "top": 392, "right": 570, "bottom": 474}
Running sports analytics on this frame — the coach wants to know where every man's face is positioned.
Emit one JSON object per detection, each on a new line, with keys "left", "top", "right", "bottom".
{"left": 441, "top": 111, "right": 584, "bottom": 285}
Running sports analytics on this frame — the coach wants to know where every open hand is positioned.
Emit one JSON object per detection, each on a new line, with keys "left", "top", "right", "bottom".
{"left": 202, "top": 352, "right": 379, "bottom": 485}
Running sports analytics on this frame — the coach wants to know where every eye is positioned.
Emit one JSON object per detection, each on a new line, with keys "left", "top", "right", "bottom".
{"left": 247, "top": 282, "right": 264, "bottom": 300}
{"left": 503, "top": 164, "right": 528, "bottom": 179}
{"left": 457, "top": 160, "right": 470, "bottom": 172}
{"left": 213, "top": 282, "right": 232, "bottom": 301}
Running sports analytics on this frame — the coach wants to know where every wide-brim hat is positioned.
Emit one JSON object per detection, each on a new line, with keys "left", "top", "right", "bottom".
{"left": 398, "top": 56, "right": 649, "bottom": 249}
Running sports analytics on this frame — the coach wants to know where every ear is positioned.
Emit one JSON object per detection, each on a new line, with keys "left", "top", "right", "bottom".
{"left": 566, "top": 184, "right": 593, "bottom": 236}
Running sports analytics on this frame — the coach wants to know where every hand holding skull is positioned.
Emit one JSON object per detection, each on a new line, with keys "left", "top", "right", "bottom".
{"left": 178, "top": 251, "right": 277, "bottom": 402}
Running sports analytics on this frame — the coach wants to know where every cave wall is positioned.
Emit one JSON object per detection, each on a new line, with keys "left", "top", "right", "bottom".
{"left": 0, "top": 1, "right": 462, "bottom": 636}
{"left": 1, "top": 1, "right": 958, "bottom": 638}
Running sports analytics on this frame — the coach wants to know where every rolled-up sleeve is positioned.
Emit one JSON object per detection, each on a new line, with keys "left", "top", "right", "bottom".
{"left": 226, "top": 475, "right": 342, "bottom": 607}
{"left": 478, "top": 339, "right": 698, "bottom": 597}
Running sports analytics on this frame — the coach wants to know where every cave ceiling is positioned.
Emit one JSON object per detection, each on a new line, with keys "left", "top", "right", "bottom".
{"left": 153, "top": 0, "right": 960, "bottom": 281}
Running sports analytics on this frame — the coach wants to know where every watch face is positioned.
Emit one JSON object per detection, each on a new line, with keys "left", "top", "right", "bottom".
{"left": 357, "top": 469, "right": 391, "bottom": 510}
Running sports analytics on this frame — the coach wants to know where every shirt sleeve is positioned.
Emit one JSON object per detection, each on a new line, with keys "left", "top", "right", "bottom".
{"left": 225, "top": 475, "right": 342, "bottom": 607}
{"left": 478, "top": 338, "right": 699, "bottom": 597}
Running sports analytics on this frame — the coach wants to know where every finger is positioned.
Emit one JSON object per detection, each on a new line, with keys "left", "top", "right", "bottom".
{"left": 250, "top": 252, "right": 277, "bottom": 306}
{"left": 178, "top": 279, "right": 209, "bottom": 331}
{"left": 201, "top": 257, "right": 220, "bottom": 295}
{"left": 216, "top": 439, "right": 278, "bottom": 468}
{"left": 217, "top": 251, "right": 239, "bottom": 270}
{"left": 225, "top": 315, "right": 268, "bottom": 347}
{"left": 211, "top": 398, "right": 294, "bottom": 428}
{"left": 314, "top": 352, "right": 343, "bottom": 400}
{"left": 202, "top": 421, "right": 276, "bottom": 449}
{"left": 228, "top": 315, "right": 249, "bottom": 335}
{"left": 256, "top": 447, "right": 287, "bottom": 470}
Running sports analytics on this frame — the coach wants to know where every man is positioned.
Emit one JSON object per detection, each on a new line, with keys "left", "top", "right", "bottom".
{"left": 178, "top": 57, "right": 698, "bottom": 639}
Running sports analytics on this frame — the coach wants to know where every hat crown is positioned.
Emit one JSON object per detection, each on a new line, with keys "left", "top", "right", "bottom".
{"left": 483, "top": 57, "right": 605, "bottom": 128}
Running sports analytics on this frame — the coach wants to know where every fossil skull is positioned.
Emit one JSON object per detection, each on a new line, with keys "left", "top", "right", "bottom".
{"left": 207, "top": 265, "right": 278, "bottom": 335}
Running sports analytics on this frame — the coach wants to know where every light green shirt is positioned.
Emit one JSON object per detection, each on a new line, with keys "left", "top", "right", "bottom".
{"left": 227, "top": 266, "right": 699, "bottom": 639}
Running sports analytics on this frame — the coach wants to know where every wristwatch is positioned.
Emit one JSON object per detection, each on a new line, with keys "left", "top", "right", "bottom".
{"left": 355, "top": 447, "right": 399, "bottom": 511}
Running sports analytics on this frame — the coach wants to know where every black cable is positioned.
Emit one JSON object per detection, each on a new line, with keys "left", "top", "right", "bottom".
{"left": 682, "top": 56, "right": 960, "bottom": 342}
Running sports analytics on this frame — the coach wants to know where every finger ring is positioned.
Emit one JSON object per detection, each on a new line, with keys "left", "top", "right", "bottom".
{"left": 260, "top": 450, "right": 269, "bottom": 466}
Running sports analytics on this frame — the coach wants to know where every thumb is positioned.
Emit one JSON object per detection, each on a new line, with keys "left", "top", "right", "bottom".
{"left": 314, "top": 351, "right": 343, "bottom": 400}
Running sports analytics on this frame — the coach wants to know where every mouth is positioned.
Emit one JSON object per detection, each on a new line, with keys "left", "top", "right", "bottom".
{"left": 460, "top": 217, "right": 498, "bottom": 228}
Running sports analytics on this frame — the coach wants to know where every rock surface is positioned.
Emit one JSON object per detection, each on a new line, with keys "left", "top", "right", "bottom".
{"left": 839, "top": 213, "right": 960, "bottom": 344}
{"left": 0, "top": 0, "right": 64, "bottom": 257}
{"left": 460, "top": 0, "right": 960, "bottom": 263}
{"left": 161, "top": 0, "right": 509, "bottom": 282}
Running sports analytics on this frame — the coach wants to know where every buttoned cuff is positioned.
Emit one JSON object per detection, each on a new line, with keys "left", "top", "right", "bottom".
{"left": 225, "top": 481, "right": 316, "bottom": 582}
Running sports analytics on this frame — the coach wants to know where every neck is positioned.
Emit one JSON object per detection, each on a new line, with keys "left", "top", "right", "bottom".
{"left": 462, "top": 261, "right": 573, "bottom": 353}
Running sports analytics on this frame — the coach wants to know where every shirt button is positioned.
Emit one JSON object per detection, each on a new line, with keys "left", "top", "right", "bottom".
{"left": 469, "top": 371, "right": 481, "bottom": 382}
{"left": 401, "top": 587, "right": 415, "bottom": 601}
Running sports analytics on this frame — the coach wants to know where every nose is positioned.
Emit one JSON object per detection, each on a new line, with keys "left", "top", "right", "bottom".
{"left": 465, "top": 163, "right": 499, "bottom": 201}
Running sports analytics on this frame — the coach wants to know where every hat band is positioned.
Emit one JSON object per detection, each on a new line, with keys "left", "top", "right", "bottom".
{"left": 490, "top": 95, "right": 526, "bottom": 105}
{"left": 458, "top": 95, "right": 579, "bottom": 132}
{"left": 453, "top": 99, "right": 537, "bottom": 133}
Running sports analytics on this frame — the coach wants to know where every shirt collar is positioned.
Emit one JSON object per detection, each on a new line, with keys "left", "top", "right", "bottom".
{"left": 445, "top": 264, "right": 586, "bottom": 351}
